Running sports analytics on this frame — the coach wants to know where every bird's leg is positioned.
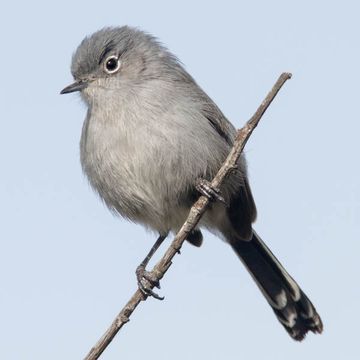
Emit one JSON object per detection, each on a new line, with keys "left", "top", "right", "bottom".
{"left": 136, "top": 234, "right": 167, "bottom": 300}
{"left": 196, "top": 178, "right": 227, "bottom": 205}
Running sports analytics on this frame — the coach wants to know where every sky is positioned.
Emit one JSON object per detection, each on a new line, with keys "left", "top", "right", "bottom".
{"left": 1, "top": 1, "right": 359, "bottom": 359}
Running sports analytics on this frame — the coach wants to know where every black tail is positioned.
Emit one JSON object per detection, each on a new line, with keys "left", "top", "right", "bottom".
{"left": 231, "top": 230, "right": 323, "bottom": 341}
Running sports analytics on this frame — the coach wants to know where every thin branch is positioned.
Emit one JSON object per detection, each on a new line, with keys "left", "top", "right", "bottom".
{"left": 83, "top": 72, "right": 292, "bottom": 360}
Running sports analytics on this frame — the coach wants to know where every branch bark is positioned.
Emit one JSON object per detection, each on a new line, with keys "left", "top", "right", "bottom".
{"left": 83, "top": 72, "right": 292, "bottom": 360}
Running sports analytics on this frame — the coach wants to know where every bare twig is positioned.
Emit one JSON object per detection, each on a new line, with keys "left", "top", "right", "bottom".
{"left": 83, "top": 72, "right": 292, "bottom": 360}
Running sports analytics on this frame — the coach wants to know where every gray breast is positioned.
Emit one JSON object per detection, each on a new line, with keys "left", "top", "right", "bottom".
{"left": 79, "top": 85, "right": 238, "bottom": 233}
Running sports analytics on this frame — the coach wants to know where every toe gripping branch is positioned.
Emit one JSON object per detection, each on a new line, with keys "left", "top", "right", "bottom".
{"left": 136, "top": 234, "right": 167, "bottom": 300}
{"left": 196, "top": 178, "right": 227, "bottom": 206}
{"left": 136, "top": 265, "right": 164, "bottom": 300}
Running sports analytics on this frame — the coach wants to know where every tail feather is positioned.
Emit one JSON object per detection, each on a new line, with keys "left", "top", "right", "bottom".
{"left": 231, "top": 230, "right": 323, "bottom": 341}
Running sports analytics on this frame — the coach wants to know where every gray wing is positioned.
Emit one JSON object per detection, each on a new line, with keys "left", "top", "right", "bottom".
{"left": 198, "top": 91, "right": 237, "bottom": 146}
{"left": 198, "top": 89, "right": 257, "bottom": 239}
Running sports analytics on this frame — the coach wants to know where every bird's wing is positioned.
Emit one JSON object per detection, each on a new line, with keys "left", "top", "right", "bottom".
{"left": 199, "top": 91, "right": 237, "bottom": 146}
{"left": 197, "top": 89, "right": 257, "bottom": 238}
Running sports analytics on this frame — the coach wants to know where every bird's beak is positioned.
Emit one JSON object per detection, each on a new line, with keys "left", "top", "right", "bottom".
{"left": 60, "top": 80, "right": 88, "bottom": 94}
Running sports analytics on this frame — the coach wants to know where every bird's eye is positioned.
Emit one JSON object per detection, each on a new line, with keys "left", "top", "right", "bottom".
{"left": 104, "top": 56, "right": 121, "bottom": 74}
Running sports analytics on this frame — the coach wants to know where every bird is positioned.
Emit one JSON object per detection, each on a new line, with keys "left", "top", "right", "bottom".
{"left": 60, "top": 26, "right": 323, "bottom": 341}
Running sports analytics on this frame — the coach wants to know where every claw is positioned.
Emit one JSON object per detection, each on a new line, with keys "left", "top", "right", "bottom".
{"left": 196, "top": 178, "right": 227, "bottom": 205}
{"left": 136, "top": 265, "right": 164, "bottom": 300}
{"left": 141, "top": 287, "right": 164, "bottom": 301}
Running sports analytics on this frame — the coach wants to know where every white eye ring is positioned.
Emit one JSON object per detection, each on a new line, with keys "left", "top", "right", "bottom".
{"left": 104, "top": 55, "right": 121, "bottom": 74}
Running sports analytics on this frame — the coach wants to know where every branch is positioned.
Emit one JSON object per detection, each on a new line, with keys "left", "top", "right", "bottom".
{"left": 83, "top": 72, "right": 292, "bottom": 360}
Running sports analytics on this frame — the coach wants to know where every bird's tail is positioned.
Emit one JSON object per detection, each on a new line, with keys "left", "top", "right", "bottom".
{"left": 230, "top": 230, "right": 323, "bottom": 341}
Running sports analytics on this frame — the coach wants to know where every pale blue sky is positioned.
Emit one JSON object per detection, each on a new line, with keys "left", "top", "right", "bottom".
{"left": 1, "top": 1, "right": 359, "bottom": 359}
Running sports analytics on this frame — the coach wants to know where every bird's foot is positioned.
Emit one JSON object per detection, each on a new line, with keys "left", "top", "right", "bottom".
{"left": 196, "top": 178, "right": 227, "bottom": 205}
{"left": 136, "top": 265, "right": 164, "bottom": 300}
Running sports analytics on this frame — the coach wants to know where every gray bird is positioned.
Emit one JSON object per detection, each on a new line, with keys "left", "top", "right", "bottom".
{"left": 61, "top": 26, "right": 323, "bottom": 341}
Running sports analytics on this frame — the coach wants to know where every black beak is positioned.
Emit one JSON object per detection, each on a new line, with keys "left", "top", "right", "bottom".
{"left": 60, "top": 80, "right": 88, "bottom": 94}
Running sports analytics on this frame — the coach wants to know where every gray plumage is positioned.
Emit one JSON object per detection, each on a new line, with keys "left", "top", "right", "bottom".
{"left": 62, "top": 26, "right": 323, "bottom": 340}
